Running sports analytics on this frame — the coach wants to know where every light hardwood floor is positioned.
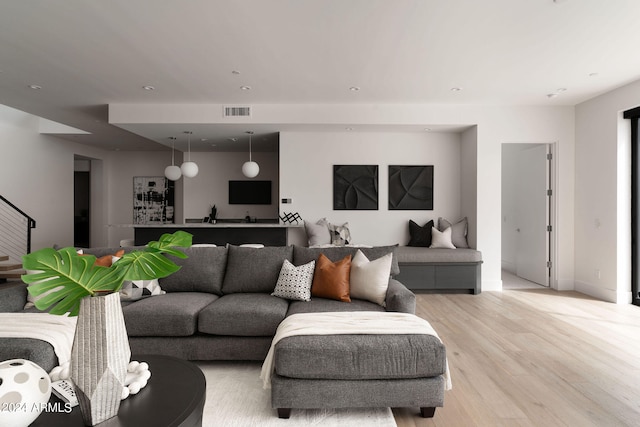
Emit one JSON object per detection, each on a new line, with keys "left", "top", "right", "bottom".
{"left": 392, "top": 289, "right": 640, "bottom": 427}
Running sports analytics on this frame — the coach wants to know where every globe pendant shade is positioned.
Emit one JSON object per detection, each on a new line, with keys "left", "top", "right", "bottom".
{"left": 181, "top": 161, "right": 199, "bottom": 178}
{"left": 164, "top": 165, "right": 182, "bottom": 181}
{"left": 242, "top": 161, "right": 260, "bottom": 178}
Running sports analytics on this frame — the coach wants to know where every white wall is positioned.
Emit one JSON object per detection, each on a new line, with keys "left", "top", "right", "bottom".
{"left": 575, "top": 79, "right": 640, "bottom": 303}
{"left": 4, "top": 102, "right": 576, "bottom": 293}
{"left": 0, "top": 105, "right": 111, "bottom": 250}
{"left": 280, "top": 131, "right": 463, "bottom": 247}
{"left": 182, "top": 151, "right": 279, "bottom": 221}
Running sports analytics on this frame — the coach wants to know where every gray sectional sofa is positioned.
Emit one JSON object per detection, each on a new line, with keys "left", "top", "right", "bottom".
{"left": 0, "top": 244, "right": 416, "bottom": 371}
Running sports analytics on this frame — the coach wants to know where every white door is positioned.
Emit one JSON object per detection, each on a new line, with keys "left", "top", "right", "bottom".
{"left": 515, "top": 144, "right": 550, "bottom": 286}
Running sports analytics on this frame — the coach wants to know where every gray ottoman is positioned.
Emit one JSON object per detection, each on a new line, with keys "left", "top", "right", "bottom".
{"left": 270, "top": 333, "right": 447, "bottom": 418}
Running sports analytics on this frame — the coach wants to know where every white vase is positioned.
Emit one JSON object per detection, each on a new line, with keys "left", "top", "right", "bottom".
{"left": 70, "top": 292, "right": 131, "bottom": 426}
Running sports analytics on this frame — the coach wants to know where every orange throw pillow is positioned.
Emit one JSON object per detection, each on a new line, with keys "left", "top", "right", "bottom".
{"left": 82, "top": 249, "right": 125, "bottom": 267}
{"left": 311, "top": 253, "right": 352, "bottom": 302}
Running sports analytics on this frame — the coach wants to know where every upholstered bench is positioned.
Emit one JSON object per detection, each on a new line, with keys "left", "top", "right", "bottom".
{"left": 262, "top": 312, "right": 450, "bottom": 419}
{"left": 395, "top": 246, "right": 483, "bottom": 294}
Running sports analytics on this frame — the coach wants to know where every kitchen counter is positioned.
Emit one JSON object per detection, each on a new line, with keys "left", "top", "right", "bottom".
{"left": 132, "top": 222, "right": 302, "bottom": 246}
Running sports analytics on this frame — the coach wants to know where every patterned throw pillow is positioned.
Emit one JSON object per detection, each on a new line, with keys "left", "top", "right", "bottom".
{"left": 119, "top": 279, "right": 165, "bottom": 302}
{"left": 328, "top": 222, "right": 351, "bottom": 246}
{"left": 271, "top": 259, "right": 316, "bottom": 301}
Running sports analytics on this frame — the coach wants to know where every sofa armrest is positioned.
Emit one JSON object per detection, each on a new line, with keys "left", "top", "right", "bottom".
{"left": 384, "top": 278, "right": 416, "bottom": 314}
{"left": 0, "top": 282, "right": 28, "bottom": 312}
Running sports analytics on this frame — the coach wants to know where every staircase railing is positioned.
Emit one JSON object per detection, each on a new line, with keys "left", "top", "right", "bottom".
{"left": 0, "top": 195, "right": 36, "bottom": 262}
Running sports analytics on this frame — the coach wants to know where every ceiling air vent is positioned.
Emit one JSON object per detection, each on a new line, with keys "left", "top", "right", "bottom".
{"left": 223, "top": 105, "right": 252, "bottom": 118}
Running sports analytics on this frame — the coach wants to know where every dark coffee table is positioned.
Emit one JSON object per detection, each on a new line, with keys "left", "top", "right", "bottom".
{"left": 32, "top": 354, "right": 206, "bottom": 427}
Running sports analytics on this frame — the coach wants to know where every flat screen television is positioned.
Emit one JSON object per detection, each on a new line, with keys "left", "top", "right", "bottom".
{"left": 229, "top": 180, "right": 272, "bottom": 205}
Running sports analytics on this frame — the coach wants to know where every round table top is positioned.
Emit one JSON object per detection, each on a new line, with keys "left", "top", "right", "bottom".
{"left": 32, "top": 354, "right": 206, "bottom": 427}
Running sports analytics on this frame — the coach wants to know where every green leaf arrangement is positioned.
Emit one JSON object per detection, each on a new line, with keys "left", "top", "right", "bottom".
{"left": 21, "top": 230, "right": 193, "bottom": 316}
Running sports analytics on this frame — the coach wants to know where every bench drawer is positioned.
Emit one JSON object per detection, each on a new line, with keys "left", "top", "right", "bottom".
{"left": 395, "top": 265, "right": 435, "bottom": 290}
{"left": 397, "top": 263, "right": 481, "bottom": 294}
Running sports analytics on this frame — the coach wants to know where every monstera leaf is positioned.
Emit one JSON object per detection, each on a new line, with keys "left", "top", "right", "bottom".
{"left": 22, "top": 231, "right": 192, "bottom": 316}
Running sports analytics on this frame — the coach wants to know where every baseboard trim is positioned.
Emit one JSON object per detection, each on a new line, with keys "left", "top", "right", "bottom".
{"left": 482, "top": 279, "right": 502, "bottom": 292}
{"left": 555, "top": 279, "right": 574, "bottom": 291}
{"left": 574, "top": 280, "right": 632, "bottom": 304}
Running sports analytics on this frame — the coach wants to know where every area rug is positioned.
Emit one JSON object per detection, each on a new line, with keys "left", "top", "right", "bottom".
{"left": 196, "top": 361, "right": 397, "bottom": 427}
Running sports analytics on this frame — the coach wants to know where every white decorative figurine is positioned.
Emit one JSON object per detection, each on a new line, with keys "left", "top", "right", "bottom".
{"left": 0, "top": 359, "right": 52, "bottom": 427}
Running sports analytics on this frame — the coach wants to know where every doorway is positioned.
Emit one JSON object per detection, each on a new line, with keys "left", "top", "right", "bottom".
{"left": 74, "top": 157, "right": 91, "bottom": 248}
{"left": 502, "top": 143, "right": 554, "bottom": 288}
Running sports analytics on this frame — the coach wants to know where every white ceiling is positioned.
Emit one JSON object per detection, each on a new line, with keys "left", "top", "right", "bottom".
{"left": 1, "top": 0, "right": 640, "bottom": 152}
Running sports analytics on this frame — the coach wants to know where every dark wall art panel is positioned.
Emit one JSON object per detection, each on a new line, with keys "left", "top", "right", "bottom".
{"left": 333, "top": 165, "right": 379, "bottom": 210}
{"left": 388, "top": 165, "right": 434, "bottom": 210}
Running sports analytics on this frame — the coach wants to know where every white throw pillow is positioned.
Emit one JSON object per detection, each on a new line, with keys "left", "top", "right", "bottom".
{"left": 271, "top": 259, "right": 315, "bottom": 301}
{"left": 349, "top": 250, "right": 393, "bottom": 306}
{"left": 430, "top": 227, "right": 456, "bottom": 249}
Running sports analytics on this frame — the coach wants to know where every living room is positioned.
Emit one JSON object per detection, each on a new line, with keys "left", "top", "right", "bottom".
{"left": 1, "top": 1, "right": 640, "bottom": 425}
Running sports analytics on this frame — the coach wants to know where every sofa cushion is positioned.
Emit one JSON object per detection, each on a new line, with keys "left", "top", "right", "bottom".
{"left": 293, "top": 245, "right": 400, "bottom": 276}
{"left": 287, "top": 297, "right": 385, "bottom": 316}
{"left": 122, "top": 292, "right": 218, "bottom": 337}
{"left": 159, "top": 246, "right": 228, "bottom": 294}
{"left": 0, "top": 338, "right": 58, "bottom": 373}
{"left": 222, "top": 245, "right": 294, "bottom": 294}
{"left": 198, "top": 293, "right": 289, "bottom": 337}
{"left": 274, "top": 334, "right": 447, "bottom": 380}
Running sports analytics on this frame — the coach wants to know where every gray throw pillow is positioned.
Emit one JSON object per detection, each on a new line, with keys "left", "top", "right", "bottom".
{"left": 304, "top": 219, "right": 331, "bottom": 246}
{"left": 438, "top": 217, "right": 469, "bottom": 248}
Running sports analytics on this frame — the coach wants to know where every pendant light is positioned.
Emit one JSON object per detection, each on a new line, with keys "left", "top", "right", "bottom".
{"left": 180, "top": 131, "right": 199, "bottom": 178}
{"left": 164, "top": 137, "right": 182, "bottom": 181}
{"left": 242, "top": 131, "right": 260, "bottom": 178}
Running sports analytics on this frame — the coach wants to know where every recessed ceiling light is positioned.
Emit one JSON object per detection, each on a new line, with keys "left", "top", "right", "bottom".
{"left": 556, "top": 88, "right": 567, "bottom": 93}
{"left": 450, "top": 87, "right": 462, "bottom": 92}
{"left": 349, "top": 86, "right": 360, "bottom": 91}
{"left": 232, "top": 70, "right": 241, "bottom": 75}
{"left": 345, "top": 127, "right": 353, "bottom": 131}
{"left": 547, "top": 93, "right": 559, "bottom": 98}
{"left": 228, "top": 137, "right": 238, "bottom": 142}
{"left": 589, "top": 72, "right": 599, "bottom": 77}
{"left": 142, "top": 85, "right": 155, "bottom": 91}
{"left": 200, "top": 138, "right": 208, "bottom": 142}
{"left": 28, "top": 84, "right": 42, "bottom": 90}
{"left": 424, "top": 128, "right": 432, "bottom": 132}
{"left": 240, "top": 85, "right": 252, "bottom": 91}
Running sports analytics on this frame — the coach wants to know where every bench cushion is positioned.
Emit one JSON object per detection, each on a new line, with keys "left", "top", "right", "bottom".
{"left": 123, "top": 292, "right": 218, "bottom": 337}
{"left": 199, "top": 293, "right": 289, "bottom": 336}
{"left": 274, "top": 334, "right": 446, "bottom": 380}
{"left": 396, "top": 246, "right": 482, "bottom": 263}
